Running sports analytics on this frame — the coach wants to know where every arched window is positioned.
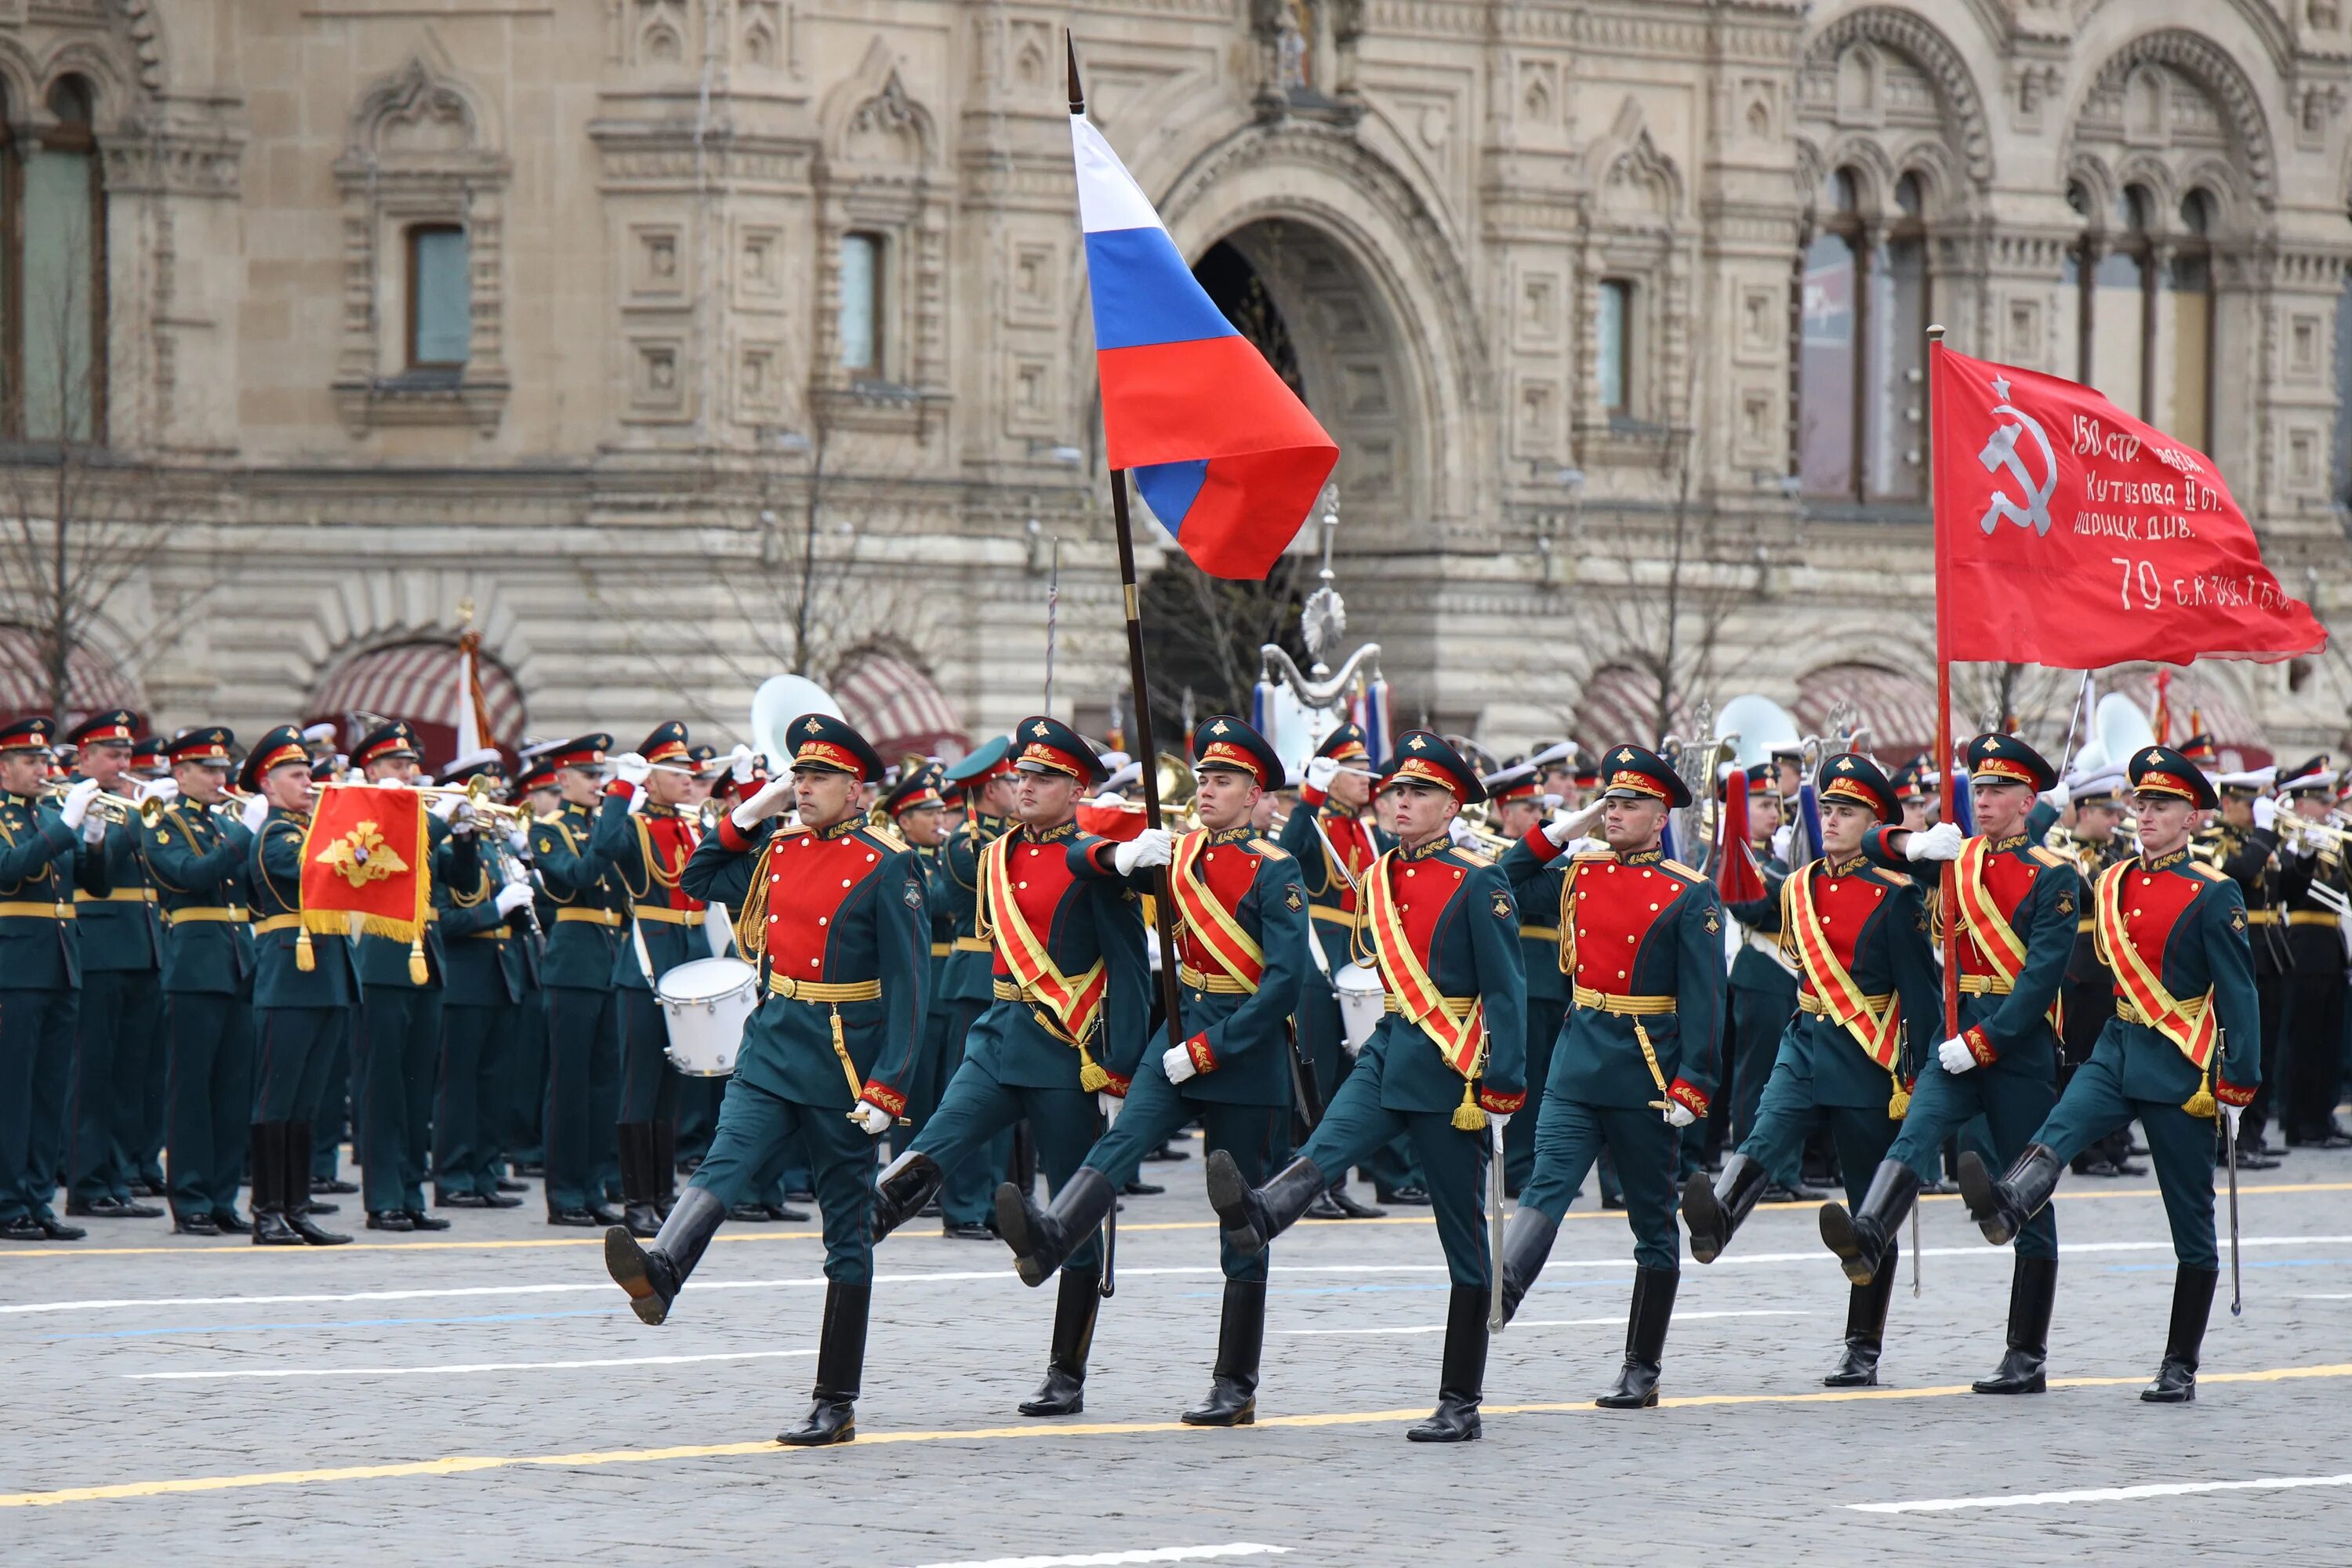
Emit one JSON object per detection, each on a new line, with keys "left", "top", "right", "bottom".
{"left": 2078, "top": 183, "right": 2154, "bottom": 416}
{"left": 6, "top": 76, "right": 108, "bottom": 443}
{"left": 1798, "top": 169, "right": 1863, "bottom": 499}
{"left": 1798, "top": 165, "right": 1929, "bottom": 504}
{"left": 2068, "top": 180, "right": 2214, "bottom": 445}
{"left": 2164, "top": 189, "right": 2216, "bottom": 452}
{"left": 1870, "top": 172, "right": 1928, "bottom": 499}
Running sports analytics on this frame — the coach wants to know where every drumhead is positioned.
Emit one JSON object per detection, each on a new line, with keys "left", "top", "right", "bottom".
{"left": 1334, "top": 961, "right": 1383, "bottom": 996}
{"left": 658, "top": 956, "right": 758, "bottom": 1004}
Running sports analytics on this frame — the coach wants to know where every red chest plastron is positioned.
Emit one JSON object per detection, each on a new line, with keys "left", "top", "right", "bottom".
{"left": 1959, "top": 847, "right": 2042, "bottom": 975}
{"left": 1174, "top": 839, "right": 1260, "bottom": 974}
{"left": 764, "top": 832, "right": 881, "bottom": 979}
{"left": 1795, "top": 866, "right": 1886, "bottom": 1001}
{"left": 1387, "top": 853, "right": 1468, "bottom": 964}
{"left": 1325, "top": 814, "right": 1372, "bottom": 912}
{"left": 644, "top": 814, "right": 706, "bottom": 913}
{"left": 993, "top": 837, "right": 1083, "bottom": 978}
{"left": 2113, "top": 863, "right": 2202, "bottom": 996}
{"left": 1570, "top": 859, "right": 1686, "bottom": 993}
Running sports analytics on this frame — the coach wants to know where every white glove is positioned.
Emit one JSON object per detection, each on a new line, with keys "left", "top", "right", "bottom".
{"left": 2039, "top": 780, "right": 2071, "bottom": 815}
{"left": 613, "top": 752, "right": 652, "bottom": 787}
{"left": 1905, "top": 821, "right": 1965, "bottom": 862}
{"left": 2253, "top": 796, "right": 2279, "bottom": 832}
{"left": 506, "top": 821, "right": 531, "bottom": 853}
{"left": 1544, "top": 799, "right": 1606, "bottom": 847}
{"left": 2221, "top": 1102, "right": 2245, "bottom": 1136}
{"left": 1770, "top": 823, "right": 1794, "bottom": 862}
{"left": 425, "top": 791, "right": 461, "bottom": 823}
{"left": 1114, "top": 826, "right": 1174, "bottom": 874}
{"left": 448, "top": 799, "right": 478, "bottom": 835}
{"left": 1162, "top": 1041, "right": 1199, "bottom": 1084}
{"left": 1663, "top": 1102, "right": 1697, "bottom": 1128}
{"left": 494, "top": 883, "right": 535, "bottom": 916}
{"left": 731, "top": 774, "right": 796, "bottom": 829}
{"left": 140, "top": 777, "right": 180, "bottom": 807}
{"left": 82, "top": 809, "right": 107, "bottom": 844}
{"left": 849, "top": 1100, "right": 893, "bottom": 1136}
{"left": 57, "top": 776, "right": 101, "bottom": 829}
{"left": 1447, "top": 815, "right": 1479, "bottom": 848}
{"left": 1098, "top": 1091, "right": 1123, "bottom": 1126}
{"left": 1486, "top": 1111, "right": 1511, "bottom": 1134}
{"left": 1305, "top": 755, "right": 1339, "bottom": 793}
{"left": 1088, "top": 792, "right": 1127, "bottom": 810}
{"left": 240, "top": 793, "right": 270, "bottom": 834}
{"left": 726, "top": 744, "right": 756, "bottom": 786}
{"left": 1938, "top": 1035, "right": 1978, "bottom": 1075}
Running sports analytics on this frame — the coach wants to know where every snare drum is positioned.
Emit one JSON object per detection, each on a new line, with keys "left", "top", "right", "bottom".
{"left": 656, "top": 956, "right": 759, "bottom": 1077}
{"left": 1334, "top": 961, "right": 1385, "bottom": 1055}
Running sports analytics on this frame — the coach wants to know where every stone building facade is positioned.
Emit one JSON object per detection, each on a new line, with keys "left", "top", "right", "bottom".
{"left": 3, "top": 0, "right": 2350, "bottom": 764}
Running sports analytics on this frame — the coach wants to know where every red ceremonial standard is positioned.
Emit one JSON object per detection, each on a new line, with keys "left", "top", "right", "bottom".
{"left": 298, "top": 783, "right": 431, "bottom": 945}
{"left": 1931, "top": 344, "right": 2325, "bottom": 667}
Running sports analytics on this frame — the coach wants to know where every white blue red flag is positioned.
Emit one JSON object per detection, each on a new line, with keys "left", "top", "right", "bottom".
{"left": 1071, "top": 113, "right": 1338, "bottom": 580}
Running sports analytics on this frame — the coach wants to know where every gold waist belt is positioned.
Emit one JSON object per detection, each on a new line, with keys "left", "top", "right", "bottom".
{"left": 633, "top": 906, "right": 705, "bottom": 927}
{"left": 929, "top": 942, "right": 953, "bottom": 957}
{"left": 1957, "top": 974, "right": 2013, "bottom": 996}
{"left": 953, "top": 936, "right": 993, "bottom": 953}
{"left": 252, "top": 913, "right": 302, "bottom": 935}
{"left": 2117, "top": 993, "right": 2206, "bottom": 1029}
{"left": 2244, "top": 909, "right": 2279, "bottom": 925}
{"left": 1571, "top": 985, "right": 1675, "bottom": 1016}
{"left": 2078, "top": 917, "right": 2096, "bottom": 934}
{"left": 554, "top": 908, "right": 621, "bottom": 927}
{"left": 75, "top": 887, "right": 156, "bottom": 903}
{"left": 0, "top": 900, "right": 74, "bottom": 920}
{"left": 993, "top": 978, "right": 1027, "bottom": 1001}
{"left": 164, "top": 906, "right": 249, "bottom": 927}
{"left": 768, "top": 975, "right": 883, "bottom": 1004}
{"left": 1798, "top": 990, "right": 1892, "bottom": 1015}
{"left": 1309, "top": 905, "right": 1356, "bottom": 925}
{"left": 1519, "top": 925, "right": 1562, "bottom": 942}
{"left": 1385, "top": 993, "right": 1475, "bottom": 1018}
{"left": 1178, "top": 964, "right": 1254, "bottom": 995}
{"left": 2288, "top": 910, "right": 2341, "bottom": 928}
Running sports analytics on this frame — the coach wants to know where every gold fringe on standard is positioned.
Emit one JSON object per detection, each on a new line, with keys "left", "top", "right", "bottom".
{"left": 294, "top": 927, "right": 315, "bottom": 972}
{"left": 408, "top": 936, "right": 428, "bottom": 985}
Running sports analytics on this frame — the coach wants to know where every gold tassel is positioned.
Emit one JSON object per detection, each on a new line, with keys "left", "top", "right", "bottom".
{"left": 1887, "top": 1078, "right": 1911, "bottom": 1120}
{"left": 295, "top": 927, "right": 315, "bottom": 972}
{"left": 1452, "top": 1077, "right": 1487, "bottom": 1132}
{"left": 828, "top": 1007, "right": 865, "bottom": 1102}
{"left": 408, "top": 936, "right": 428, "bottom": 985}
{"left": 2184, "top": 1063, "right": 2216, "bottom": 1120}
{"left": 1076, "top": 1042, "right": 1110, "bottom": 1094}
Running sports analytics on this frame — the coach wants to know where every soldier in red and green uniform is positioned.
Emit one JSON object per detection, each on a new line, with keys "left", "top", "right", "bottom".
{"left": 1962, "top": 745, "right": 2259, "bottom": 1404}
{"left": 931, "top": 736, "right": 1020, "bottom": 1238}
{"left": 1482, "top": 755, "right": 1570, "bottom": 1196}
{"left": 1208, "top": 731, "right": 1526, "bottom": 1443}
{"left": 524, "top": 735, "right": 627, "bottom": 1227}
{"left": 881, "top": 761, "right": 955, "bottom": 1156}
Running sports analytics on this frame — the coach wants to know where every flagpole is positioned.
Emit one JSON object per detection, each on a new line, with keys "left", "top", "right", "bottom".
{"left": 1928, "top": 324, "right": 1960, "bottom": 1054}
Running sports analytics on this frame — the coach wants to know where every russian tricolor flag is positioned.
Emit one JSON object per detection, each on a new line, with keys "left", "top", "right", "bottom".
{"left": 1073, "top": 113, "right": 1338, "bottom": 580}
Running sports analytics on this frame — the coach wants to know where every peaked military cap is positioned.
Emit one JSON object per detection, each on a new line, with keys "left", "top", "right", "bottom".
{"left": 165, "top": 727, "right": 236, "bottom": 767}
{"left": 514, "top": 756, "right": 561, "bottom": 797}
{"left": 523, "top": 734, "right": 611, "bottom": 774}
{"left": 0, "top": 715, "right": 55, "bottom": 754}
{"left": 1597, "top": 742, "right": 1693, "bottom": 808}
{"left": 2131, "top": 745, "right": 2219, "bottom": 810}
{"left": 1818, "top": 751, "right": 1899, "bottom": 821}
{"left": 2176, "top": 733, "right": 2219, "bottom": 768}
{"left": 440, "top": 748, "right": 507, "bottom": 786}
{"left": 353, "top": 719, "right": 423, "bottom": 768}
{"left": 1965, "top": 732, "right": 2056, "bottom": 793}
{"left": 1314, "top": 722, "right": 1370, "bottom": 764}
{"left": 241, "top": 724, "right": 310, "bottom": 793}
{"left": 65, "top": 709, "right": 137, "bottom": 748}
{"left": 943, "top": 733, "right": 1012, "bottom": 789}
{"left": 2069, "top": 768, "right": 2126, "bottom": 810}
{"left": 309, "top": 753, "right": 343, "bottom": 784}
{"left": 1377, "top": 729, "right": 1485, "bottom": 804}
{"left": 785, "top": 713, "right": 885, "bottom": 782}
{"left": 1011, "top": 715, "right": 1107, "bottom": 785}
{"left": 881, "top": 760, "right": 946, "bottom": 816}
{"left": 1483, "top": 757, "right": 1541, "bottom": 804}
{"left": 129, "top": 736, "right": 169, "bottom": 773}
{"left": 633, "top": 720, "right": 692, "bottom": 768}
{"left": 1192, "top": 714, "right": 1283, "bottom": 789}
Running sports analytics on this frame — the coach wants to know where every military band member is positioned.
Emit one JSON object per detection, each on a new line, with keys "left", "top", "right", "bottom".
{"left": 1483, "top": 758, "right": 1569, "bottom": 1197}
{"left": 242, "top": 724, "right": 352, "bottom": 1246}
{"left": 1207, "top": 731, "right": 1527, "bottom": 1442}
{"left": 881, "top": 762, "right": 956, "bottom": 1155}
{"left": 1819, "top": 734, "right": 2080, "bottom": 1395}
{"left": 871, "top": 717, "right": 1157, "bottom": 1417}
{"left": 304, "top": 750, "right": 362, "bottom": 1198}
{"left": 1682, "top": 753, "right": 1939, "bottom": 1386}
{"left": 1960, "top": 746, "right": 2259, "bottom": 1403}
{"left": 2053, "top": 769, "right": 2140, "bottom": 1176}
{"left": 932, "top": 735, "right": 1019, "bottom": 1238}
{"left": 997, "top": 716, "right": 1308, "bottom": 1426}
{"left": 1277, "top": 723, "right": 1393, "bottom": 1216}
{"left": 526, "top": 735, "right": 627, "bottom": 1227}
{"left": 499, "top": 757, "right": 557, "bottom": 1184}
{"left": 608, "top": 715, "right": 927, "bottom": 1446}
{"left": 145, "top": 728, "right": 259, "bottom": 1234}
{"left": 122, "top": 734, "right": 176, "bottom": 1196}
{"left": 1494, "top": 744, "right": 1722, "bottom": 1409}
{"left": 2274, "top": 766, "right": 2352, "bottom": 1148}
{"left": 2208, "top": 766, "right": 2287, "bottom": 1167}
{"left": 56, "top": 710, "right": 165, "bottom": 1220}
{"left": 433, "top": 751, "right": 538, "bottom": 1207}
{"left": 0, "top": 718, "right": 107, "bottom": 1241}
{"left": 597, "top": 721, "right": 707, "bottom": 1236}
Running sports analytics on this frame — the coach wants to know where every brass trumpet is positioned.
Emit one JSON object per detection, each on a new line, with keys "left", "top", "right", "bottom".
{"left": 2278, "top": 813, "right": 2352, "bottom": 852}
{"left": 43, "top": 784, "right": 165, "bottom": 826}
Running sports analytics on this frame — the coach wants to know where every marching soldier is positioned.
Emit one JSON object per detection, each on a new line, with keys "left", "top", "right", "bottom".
{"left": 1207, "top": 731, "right": 1526, "bottom": 1442}
{"left": 597, "top": 721, "right": 708, "bottom": 1236}
{"left": 1681, "top": 753, "right": 1940, "bottom": 1386}
{"left": 2207, "top": 766, "right": 2287, "bottom": 1167}
{"left": 996, "top": 715, "right": 1308, "bottom": 1426}
{"left": 1277, "top": 723, "right": 1393, "bottom": 1217}
{"left": 0, "top": 717, "right": 107, "bottom": 1241}
{"left": 2053, "top": 770, "right": 2141, "bottom": 1177}
{"left": 608, "top": 714, "right": 927, "bottom": 1446}
{"left": 1494, "top": 744, "right": 1722, "bottom": 1409}
{"left": 433, "top": 751, "right": 538, "bottom": 1207}
{"left": 1722, "top": 765, "right": 1814, "bottom": 1200}
{"left": 144, "top": 728, "right": 260, "bottom": 1234}
{"left": 1960, "top": 746, "right": 2259, "bottom": 1403}
{"left": 1818, "top": 734, "right": 2080, "bottom": 1395}
{"left": 931, "top": 735, "right": 1018, "bottom": 1238}
{"left": 2275, "top": 766, "right": 2352, "bottom": 1148}
{"left": 869, "top": 717, "right": 1158, "bottom": 1417}
{"left": 242, "top": 724, "right": 353, "bottom": 1246}
{"left": 881, "top": 762, "right": 956, "bottom": 1154}
{"left": 61, "top": 710, "right": 166, "bottom": 1221}
{"left": 525, "top": 735, "right": 627, "bottom": 1227}
{"left": 1483, "top": 758, "right": 1569, "bottom": 1197}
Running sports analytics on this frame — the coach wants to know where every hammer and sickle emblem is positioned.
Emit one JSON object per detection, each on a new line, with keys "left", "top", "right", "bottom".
{"left": 1977, "top": 378, "right": 2059, "bottom": 538}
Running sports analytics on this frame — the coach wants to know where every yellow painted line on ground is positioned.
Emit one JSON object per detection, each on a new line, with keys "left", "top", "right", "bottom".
{"left": 6, "top": 1182, "right": 2349, "bottom": 1261}
{"left": 9, "top": 1361, "right": 2349, "bottom": 1510}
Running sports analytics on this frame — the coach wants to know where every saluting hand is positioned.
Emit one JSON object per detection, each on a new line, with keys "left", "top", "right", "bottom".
{"left": 1544, "top": 800, "right": 1604, "bottom": 847}
{"left": 613, "top": 752, "right": 652, "bottom": 787}
{"left": 1305, "top": 755, "right": 1339, "bottom": 793}
{"left": 731, "top": 774, "right": 795, "bottom": 829}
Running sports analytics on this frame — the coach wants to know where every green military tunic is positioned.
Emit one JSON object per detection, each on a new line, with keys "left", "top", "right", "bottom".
{"left": 434, "top": 833, "right": 530, "bottom": 1200}
{"left": 67, "top": 802, "right": 165, "bottom": 1207}
{"left": 532, "top": 798, "right": 626, "bottom": 1214}
{"left": 0, "top": 790, "right": 107, "bottom": 1226}
{"left": 145, "top": 804, "right": 257, "bottom": 1220}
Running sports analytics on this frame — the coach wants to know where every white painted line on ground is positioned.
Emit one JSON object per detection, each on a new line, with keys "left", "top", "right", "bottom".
{"left": 1849, "top": 1472, "right": 2352, "bottom": 1515}
{"left": 122, "top": 1348, "right": 816, "bottom": 1381}
{"left": 1276, "top": 1308, "right": 1811, "bottom": 1336}
{"left": 905, "top": 1548, "right": 1287, "bottom": 1568}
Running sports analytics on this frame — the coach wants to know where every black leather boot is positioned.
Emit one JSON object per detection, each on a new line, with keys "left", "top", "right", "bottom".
{"left": 652, "top": 1119, "right": 678, "bottom": 1219}
{"left": 779, "top": 1281, "right": 869, "bottom": 1446}
{"left": 1018, "top": 1267, "right": 1101, "bottom": 1417}
{"left": 1682, "top": 1152, "right": 1768, "bottom": 1265}
{"left": 1497, "top": 1204, "right": 1559, "bottom": 1325}
{"left": 1205, "top": 1149, "right": 1327, "bottom": 1257}
{"left": 606, "top": 1185, "right": 726, "bottom": 1327}
{"left": 1181, "top": 1279, "right": 1266, "bottom": 1427}
{"left": 281, "top": 1124, "right": 349, "bottom": 1245}
{"left": 995, "top": 1167, "right": 1117, "bottom": 1288}
{"left": 1958, "top": 1143, "right": 2063, "bottom": 1247}
{"left": 1406, "top": 1285, "right": 1488, "bottom": 1442}
{"left": 1819, "top": 1160, "right": 1923, "bottom": 1287}
{"left": 1595, "top": 1266, "right": 1679, "bottom": 1410}
{"left": 870, "top": 1149, "right": 944, "bottom": 1238}
{"left": 250, "top": 1124, "right": 301, "bottom": 1247}
{"left": 2140, "top": 1265, "right": 2218, "bottom": 1403}
{"left": 1974, "top": 1254, "right": 2058, "bottom": 1395}
{"left": 617, "top": 1123, "right": 661, "bottom": 1239}
{"left": 1824, "top": 1234, "right": 1897, "bottom": 1386}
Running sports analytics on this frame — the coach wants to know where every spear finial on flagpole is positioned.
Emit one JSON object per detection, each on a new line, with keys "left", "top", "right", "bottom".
{"left": 1066, "top": 31, "right": 1084, "bottom": 115}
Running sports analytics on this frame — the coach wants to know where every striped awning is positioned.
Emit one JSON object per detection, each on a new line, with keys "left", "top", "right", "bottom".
{"left": 1572, "top": 664, "right": 1691, "bottom": 752}
{"left": 310, "top": 641, "right": 526, "bottom": 746}
{"left": 1795, "top": 662, "right": 1943, "bottom": 761}
{"left": 0, "top": 626, "right": 142, "bottom": 726}
{"left": 833, "top": 649, "right": 967, "bottom": 760}
{"left": 2100, "top": 665, "right": 2271, "bottom": 769}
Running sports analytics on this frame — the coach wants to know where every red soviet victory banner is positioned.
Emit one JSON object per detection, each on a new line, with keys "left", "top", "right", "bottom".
{"left": 1932, "top": 343, "right": 2326, "bottom": 667}
{"left": 299, "top": 782, "right": 431, "bottom": 956}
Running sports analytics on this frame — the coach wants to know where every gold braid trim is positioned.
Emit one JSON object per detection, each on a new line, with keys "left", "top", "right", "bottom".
{"left": 731, "top": 837, "right": 775, "bottom": 961}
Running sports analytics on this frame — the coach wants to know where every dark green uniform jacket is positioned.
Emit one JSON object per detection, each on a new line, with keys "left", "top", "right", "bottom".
{"left": 938, "top": 812, "right": 1008, "bottom": 1005}
{"left": 531, "top": 799, "right": 625, "bottom": 989}
{"left": 249, "top": 807, "right": 356, "bottom": 1009}
{"left": 76, "top": 803, "right": 160, "bottom": 971}
{"left": 1156, "top": 825, "right": 1312, "bottom": 1106}
{"left": 2092, "top": 847, "right": 2261, "bottom": 1105}
{"left": 0, "top": 791, "right": 107, "bottom": 988}
{"left": 434, "top": 833, "right": 528, "bottom": 1007}
{"left": 143, "top": 804, "right": 255, "bottom": 994}
{"left": 1353, "top": 838, "right": 1527, "bottom": 1114}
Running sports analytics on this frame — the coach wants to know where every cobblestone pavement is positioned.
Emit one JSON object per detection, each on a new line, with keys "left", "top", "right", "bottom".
{"left": 6, "top": 1137, "right": 2350, "bottom": 1567}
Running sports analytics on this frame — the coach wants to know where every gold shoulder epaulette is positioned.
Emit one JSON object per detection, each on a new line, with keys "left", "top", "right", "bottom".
{"left": 1572, "top": 849, "right": 1614, "bottom": 865}
{"left": 2191, "top": 862, "right": 2230, "bottom": 882}
{"left": 1661, "top": 858, "right": 1704, "bottom": 882}
{"left": 1874, "top": 866, "right": 1914, "bottom": 888}
{"left": 1446, "top": 845, "right": 1493, "bottom": 868}
{"left": 772, "top": 823, "right": 811, "bottom": 840}
{"left": 2027, "top": 845, "right": 2067, "bottom": 869}
{"left": 1250, "top": 837, "right": 1290, "bottom": 861}
{"left": 861, "top": 823, "right": 910, "bottom": 854}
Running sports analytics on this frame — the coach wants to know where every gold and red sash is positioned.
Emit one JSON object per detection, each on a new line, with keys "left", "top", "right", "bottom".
{"left": 2095, "top": 858, "right": 2216, "bottom": 1075}
{"left": 1955, "top": 837, "right": 2063, "bottom": 1035}
{"left": 1785, "top": 863, "right": 1902, "bottom": 1074}
{"left": 1363, "top": 849, "right": 1484, "bottom": 1078}
{"left": 1168, "top": 829, "right": 1263, "bottom": 990}
{"left": 981, "top": 834, "right": 1107, "bottom": 1049}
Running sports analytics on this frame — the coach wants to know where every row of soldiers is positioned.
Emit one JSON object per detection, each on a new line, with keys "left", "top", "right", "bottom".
{"left": 596, "top": 704, "right": 2271, "bottom": 1446}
